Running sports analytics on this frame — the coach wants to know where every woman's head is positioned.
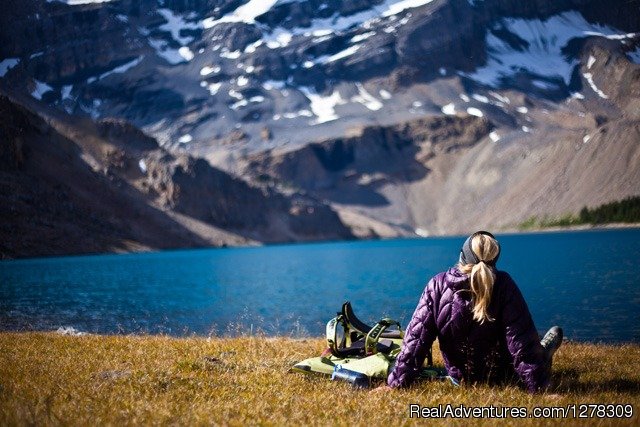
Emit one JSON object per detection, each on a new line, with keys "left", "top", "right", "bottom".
{"left": 457, "top": 231, "right": 501, "bottom": 324}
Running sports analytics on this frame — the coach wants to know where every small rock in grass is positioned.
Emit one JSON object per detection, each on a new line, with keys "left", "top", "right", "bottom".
{"left": 203, "top": 356, "right": 222, "bottom": 365}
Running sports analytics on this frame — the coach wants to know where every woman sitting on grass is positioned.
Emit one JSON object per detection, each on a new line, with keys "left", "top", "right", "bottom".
{"left": 381, "top": 231, "right": 562, "bottom": 393}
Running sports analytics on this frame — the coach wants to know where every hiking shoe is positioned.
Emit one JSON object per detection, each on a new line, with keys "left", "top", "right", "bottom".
{"left": 540, "top": 326, "right": 563, "bottom": 359}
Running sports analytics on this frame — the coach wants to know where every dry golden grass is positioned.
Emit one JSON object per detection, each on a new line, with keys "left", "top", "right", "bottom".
{"left": 0, "top": 333, "right": 638, "bottom": 426}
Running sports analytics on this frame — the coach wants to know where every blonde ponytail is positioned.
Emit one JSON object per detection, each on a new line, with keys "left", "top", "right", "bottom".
{"left": 458, "top": 234, "right": 500, "bottom": 324}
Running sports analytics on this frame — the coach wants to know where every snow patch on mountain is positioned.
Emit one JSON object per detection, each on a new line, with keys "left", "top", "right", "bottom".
{"left": 263, "top": 80, "right": 287, "bottom": 91}
{"left": 157, "top": 8, "right": 201, "bottom": 45}
{"left": 442, "top": 103, "right": 456, "bottom": 115}
{"left": 274, "top": 110, "right": 313, "bottom": 120}
{"left": 466, "top": 107, "right": 483, "bottom": 117}
{"left": 228, "top": 89, "right": 243, "bottom": 101}
{"left": 531, "top": 80, "right": 559, "bottom": 90}
{"left": 203, "top": 0, "right": 280, "bottom": 28}
{"left": 415, "top": 227, "right": 429, "bottom": 237}
{"left": 61, "top": 85, "right": 73, "bottom": 100}
{"left": 206, "top": 82, "right": 222, "bottom": 95}
{"left": 351, "top": 31, "right": 376, "bottom": 43}
{"left": 237, "top": 76, "right": 249, "bottom": 87}
{"left": 149, "top": 39, "right": 187, "bottom": 64}
{"left": 178, "top": 134, "right": 193, "bottom": 144}
{"left": 148, "top": 9, "right": 200, "bottom": 64}
{"left": 179, "top": 46, "right": 194, "bottom": 61}
{"left": 31, "top": 80, "right": 53, "bottom": 100}
{"left": 472, "top": 94, "right": 489, "bottom": 103}
{"left": 628, "top": 46, "right": 640, "bottom": 64}
{"left": 300, "top": 87, "right": 346, "bottom": 124}
{"left": 352, "top": 83, "right": 383, "bottom": 111}
{"left": 314, "top": 45, "right": 361, "bottom": 65}
{"left": 381, "top": 0, "right": 434, "bottom": 18}
{"left": 200, "top": 65, "right": 221, "bottom": 76}
{"left": 220, "top": 50, "right": 242, "bottom": 59}
{"left": 47, "top": 0, "right": 114, "bottom": 4}
{"left": 0, "top": 58, "right": 19, "bottom": 77}
{"left": 466, "top": 11, "right": 634, "bottom": 88}
{"left": 489, "top": 92, "right": 510, "bottom": 104}
{"left": 80, "top": 98, "right": 102, "bottom": 119}
{"left": 590, "top": 32, "right": 638, "bottom": 40}
{"left": 583, "top": 73, "right": 608, "bottom": 99}
{"left": 87, "top": 56, "right": 143, "bottom": 83}
{"left": 252, "top": 0, "right": 434, "bottom": 52}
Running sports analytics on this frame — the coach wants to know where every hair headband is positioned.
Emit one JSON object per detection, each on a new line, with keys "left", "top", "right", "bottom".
{"left": 459, "top": 230, "right": 500, "bottom": 266}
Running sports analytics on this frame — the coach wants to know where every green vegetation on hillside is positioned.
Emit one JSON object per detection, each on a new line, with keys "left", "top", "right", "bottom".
{"left": 519, "top": 196, "right": 640, "bottom": 230}
{"left": 1, "top": 333, "right": 639, "bottom": 425}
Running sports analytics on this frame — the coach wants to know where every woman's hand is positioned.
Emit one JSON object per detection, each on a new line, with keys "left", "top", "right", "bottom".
{"left": 370, "top": 385, "right": 393, "bottom": 394}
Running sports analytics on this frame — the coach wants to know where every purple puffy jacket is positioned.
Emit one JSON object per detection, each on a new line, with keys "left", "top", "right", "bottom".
{"left": 387, "top": 267, "right": 550, "bottom": 393}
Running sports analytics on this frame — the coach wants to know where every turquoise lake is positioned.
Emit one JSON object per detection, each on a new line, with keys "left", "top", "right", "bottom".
{"left": 1, "top": 229, "right": 639, "bottom": 342}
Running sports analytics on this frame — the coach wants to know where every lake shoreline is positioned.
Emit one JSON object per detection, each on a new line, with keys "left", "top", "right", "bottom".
{"left": 498, "top": 222, "right": 640, "bottom": 236}
{"left": 1, "top": 332, "right": 639, "bottom": 425}
{"left": 3, "top": 222, "right": 640, "bottom": 261}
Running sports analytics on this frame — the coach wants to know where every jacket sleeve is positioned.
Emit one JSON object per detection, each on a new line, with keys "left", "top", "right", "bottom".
{"left": 387, "top": 277, "right": 438, "bottom": 388}
{"left": 500, "top": 273, "right": 550, "bottom": 393}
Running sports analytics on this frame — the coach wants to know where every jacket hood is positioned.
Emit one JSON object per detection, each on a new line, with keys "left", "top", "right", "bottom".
{"left": 444, "top": 267, "right": 470, "bottom": 291}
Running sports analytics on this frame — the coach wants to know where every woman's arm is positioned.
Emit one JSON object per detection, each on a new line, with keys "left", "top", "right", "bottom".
{"left": 387, "top": 276, "right": 438, "bottom": 388}
{"left": 500, "top": 273, "right": 550, "bottom": 393}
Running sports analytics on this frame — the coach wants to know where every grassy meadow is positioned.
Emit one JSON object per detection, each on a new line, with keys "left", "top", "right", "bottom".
{"left": 0, "top": 333, "right": 638, "bottom": 425}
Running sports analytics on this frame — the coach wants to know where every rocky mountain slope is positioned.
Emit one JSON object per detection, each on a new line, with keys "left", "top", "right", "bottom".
{"left": 1, "top": 0, "right": 640, "bottom": 255}
{"left": 0, "top": 90, "right": 351, "bottom": 258}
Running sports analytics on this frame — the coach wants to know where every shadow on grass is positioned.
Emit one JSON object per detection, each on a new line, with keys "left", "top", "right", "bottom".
{"left": 552, "top": 368, "right": 640, "bottom": 393}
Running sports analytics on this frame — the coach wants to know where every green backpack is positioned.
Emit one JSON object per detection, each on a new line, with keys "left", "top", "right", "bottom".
{"left": 291, "top": 302, "right": 442, "bottom": 388}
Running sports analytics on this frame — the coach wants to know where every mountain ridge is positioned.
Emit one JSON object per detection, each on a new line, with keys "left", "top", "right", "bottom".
{"left": 1, "top": 0, "right": 639, "bottom": 255}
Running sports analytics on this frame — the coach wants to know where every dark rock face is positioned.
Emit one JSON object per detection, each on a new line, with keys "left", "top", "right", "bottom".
{"left": 0, "top": 92, "right": 353, "bottom": 257}
{"left": 0, "top": 96, "right": 38, "bottom": 171}
{"left": 171, "top": 157, "right": 270, "bottom": 228}
{"left": 207, "top": 23, "right": 262, "bottom": 51}
{"left": 0, "top": 93, "right": 207, "bottom": 258}
{"left": 395, "top": 0, "right": 485, "bottom": 71}
{"left": 310, "top": 140, "right": 356, "bottom": 172}
{"left": 579, "top": 39, "right": 640, "bottom": 119}
{"left": 0, "top": 0, "right": 144, "bottom": 83}
{"left": 480, "top": 0, "right": 585, "bottom": 19}
{"left": 483, "top": 0, "right": 640, "bottom": 31}
{"left": 140, "top": 153, "right": 353, "bottom": 241}
{"left": 247, "top": 114, "right": 492, "bottom": 195}
{"left": 97, "top": 118, "right": 159, "bottom": 151}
